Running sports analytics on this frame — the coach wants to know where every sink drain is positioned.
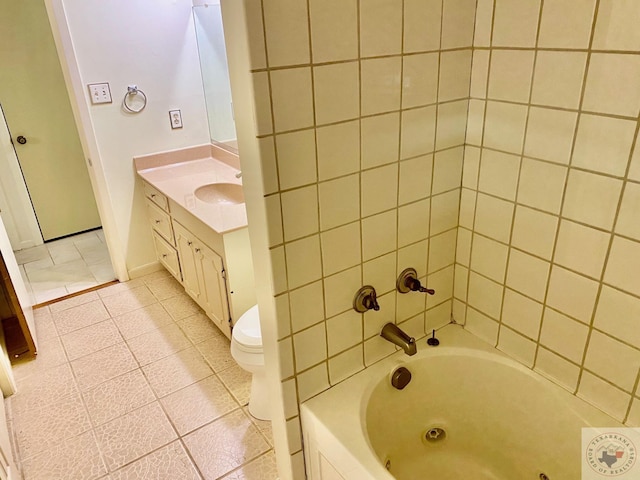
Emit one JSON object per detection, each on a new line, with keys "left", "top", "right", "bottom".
{"left": 424, "top": 427, "right": 446, "bottom": 442}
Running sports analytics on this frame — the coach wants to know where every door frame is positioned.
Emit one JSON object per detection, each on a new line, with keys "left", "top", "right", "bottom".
{"left": 0, "top": 105, "right": 43, "bottom": 251}
{"left": 42, "top": 0, "right": 128, "bottom": 282}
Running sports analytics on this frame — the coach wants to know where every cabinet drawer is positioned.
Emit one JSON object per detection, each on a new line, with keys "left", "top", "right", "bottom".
{"left": 143, "top": 182, "right": 169, "bottom": 212}
{"left": 152, "top": 231, "right": 182, "bottom": 282}
{"left": 145, "top": 199, "right": 175, "bottom": 245}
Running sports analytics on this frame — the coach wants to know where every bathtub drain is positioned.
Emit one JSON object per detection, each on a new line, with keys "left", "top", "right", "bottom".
{"left": 424, "top": 427, "right": 446, "bottom": 442}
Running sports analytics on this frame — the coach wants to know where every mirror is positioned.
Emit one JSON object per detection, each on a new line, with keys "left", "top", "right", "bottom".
{"left": 193, "top": 2, "right": 238, "bottom": 152}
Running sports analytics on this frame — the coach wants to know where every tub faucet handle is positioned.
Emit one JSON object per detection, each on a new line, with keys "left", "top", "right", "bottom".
{"left": 353, "top": 286, "right": 380, "bottom": 313}
{"left": 397, "top": 268, "right": 435, "bottom": 295}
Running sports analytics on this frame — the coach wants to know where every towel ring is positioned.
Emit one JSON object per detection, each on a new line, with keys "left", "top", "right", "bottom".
{"left": 123, "top": 85, "right": 147, "bottom": 113}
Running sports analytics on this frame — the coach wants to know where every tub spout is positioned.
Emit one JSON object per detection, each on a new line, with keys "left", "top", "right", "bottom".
{"left": 381, "top": 323, "right": 417, "bottom": 356}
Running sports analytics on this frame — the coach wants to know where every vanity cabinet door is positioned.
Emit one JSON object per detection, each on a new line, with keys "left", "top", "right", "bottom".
{"left": 174, "top": 222, "right": 200, "bottom": 300}
{"left": 194, "top": 240, "right": 231, "bottom": 338}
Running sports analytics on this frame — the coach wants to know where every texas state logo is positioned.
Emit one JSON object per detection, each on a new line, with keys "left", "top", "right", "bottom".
{"left": 584, "top": 430, "right": 637, "bottom": 478}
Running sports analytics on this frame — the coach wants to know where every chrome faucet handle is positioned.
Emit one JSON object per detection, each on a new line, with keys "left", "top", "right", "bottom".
{"left": 397, "top": 268, "right": 435, "bottom": 295}
{"left": 353, "top": 285, "right": 380, "bottom": 313}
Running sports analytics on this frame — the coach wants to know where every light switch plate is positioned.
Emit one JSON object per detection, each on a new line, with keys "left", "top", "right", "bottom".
{"left": 169, "top": 110, "right": 183, "bottom": 129}
{"left": 88, "top": 83, "right": 112, "bottom": 104}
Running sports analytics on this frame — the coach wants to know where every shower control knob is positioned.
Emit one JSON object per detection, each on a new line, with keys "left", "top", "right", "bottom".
{"left": 396, "top": 268, "right": 435, "bottom": 295}
{"left": 16, "top": 136, "right": 27, "bottom": 145}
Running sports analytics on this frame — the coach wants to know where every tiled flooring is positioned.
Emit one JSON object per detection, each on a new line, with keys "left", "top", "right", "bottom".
{"left": 6, "top": 271, "right": 277, "bottom": 480}
{"left": 14, "top": 229, "right": 116, "bottom": 305}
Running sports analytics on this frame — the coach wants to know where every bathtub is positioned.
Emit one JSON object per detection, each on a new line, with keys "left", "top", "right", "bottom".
{"left": 301, "top": 324, "right": 620, "bottom": 480}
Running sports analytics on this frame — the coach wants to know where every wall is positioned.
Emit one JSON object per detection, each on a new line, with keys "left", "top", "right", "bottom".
{"left": 458, "top": 0, "right": 640, "bottom": 423}
{"left": 60, "top": 0, "right": 210, "bottom": 274}
{"left": 235, "top": 0, "right": 476, "bottom": 476}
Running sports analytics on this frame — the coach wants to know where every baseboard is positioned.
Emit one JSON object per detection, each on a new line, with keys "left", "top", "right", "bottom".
{"left": 127, "top": 261, "right": 163, "bottom": 279}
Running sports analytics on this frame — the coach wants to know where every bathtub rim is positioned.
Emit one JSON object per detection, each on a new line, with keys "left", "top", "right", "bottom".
{"left": 301, "top": 324, "right": 622, "bottom": 480}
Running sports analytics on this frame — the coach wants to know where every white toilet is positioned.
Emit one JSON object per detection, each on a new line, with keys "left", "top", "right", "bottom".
{"left": 230, "top": 305, "right": 270, "bottom": 420}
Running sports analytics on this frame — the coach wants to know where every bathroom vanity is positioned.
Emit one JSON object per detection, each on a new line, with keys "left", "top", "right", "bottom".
{"left": 135, "top": 144, "right": 256, "bottom": 339}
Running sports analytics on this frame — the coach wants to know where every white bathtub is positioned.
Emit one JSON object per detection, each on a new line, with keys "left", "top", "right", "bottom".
{"left": 301, "top": 325, "right": 620, "bottom": 480}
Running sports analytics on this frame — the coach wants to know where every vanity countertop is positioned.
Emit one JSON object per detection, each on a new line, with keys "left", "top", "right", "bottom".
{"left": 134, "top": 144, "right": 247, "bottom": 234}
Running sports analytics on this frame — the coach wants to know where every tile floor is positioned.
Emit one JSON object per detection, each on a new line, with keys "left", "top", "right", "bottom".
{"left": 14, "top": 229, "right": 117, "bottom": 305}
{"left": 6, "top": 270, "right": 278, "bottom": 480}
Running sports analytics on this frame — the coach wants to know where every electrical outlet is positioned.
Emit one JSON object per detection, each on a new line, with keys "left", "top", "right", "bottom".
{"left": 88, "top": 83, "right": 112, "bottom": 104}
{"left": 169, "top": 110, "right": 183, "bottom": 129}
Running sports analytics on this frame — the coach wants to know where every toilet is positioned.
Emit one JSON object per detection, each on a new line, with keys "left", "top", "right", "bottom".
{"left": 230, "top": 305, "right": 270, "bottom": 420}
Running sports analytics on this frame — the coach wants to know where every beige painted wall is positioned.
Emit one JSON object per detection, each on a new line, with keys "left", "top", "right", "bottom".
{"left": 0, "top": 0, "right": 101, "bottom": 241}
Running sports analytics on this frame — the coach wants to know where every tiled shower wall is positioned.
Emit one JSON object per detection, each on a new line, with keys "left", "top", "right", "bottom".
{"left": 241, "top": 0, "right": 475, "bottom": 475}
{"left": 456, "top": 0, "right": 640, "bottom": 423}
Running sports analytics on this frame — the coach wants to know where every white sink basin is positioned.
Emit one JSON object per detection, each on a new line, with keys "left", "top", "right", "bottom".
{"left": 194, "top": 183, "right": 244, "bottom": 205}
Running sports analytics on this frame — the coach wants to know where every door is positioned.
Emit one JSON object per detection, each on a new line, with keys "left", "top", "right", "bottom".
{"left": 0, "top": 0, "right": 101, "bottom": 241}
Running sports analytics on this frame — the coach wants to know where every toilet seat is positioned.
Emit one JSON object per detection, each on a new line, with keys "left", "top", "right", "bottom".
{"left": 232, "top": 305, "right": 263, "bottom": 353}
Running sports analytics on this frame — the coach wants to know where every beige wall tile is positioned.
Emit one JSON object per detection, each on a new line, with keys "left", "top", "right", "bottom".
{"left": 361, "top": 57, "right": 402, "bottom": 116}
{"left": 430, "top": 189, "right": 460, "bottom": 235}
{"left": 471, "top": 234, "right": 508, "bottom": 282}
{"left": 467, "top": 272, "right": 503, "bottom": 320}
{"left": 361, "top": 113, "right": 400, "bottom": 169}
{"left": 245, "top": 0, "right": 267, "bottom": 70}
{"left": 477, "top": 149, "right": 520, "bottom": 200}
{"left": 546, "top": 266, "right": 599, "bottom": 324}
{"left": 531, "top": 51, "right": 587, "bottom": 110}
{"left": 281, "top": 186, "right": 319, "bottom": 241}
{"left": 506, "top": 250, "right": 550, "bottom": 302}
{"left": 275, "top": 130, "right": 317, "bottom": 190}
{"left": 265, "top": 195, "right": 283, "bottom": 247}
{"left": 361, "top": 164, "right": 398, "bottom": 217}
{"left": 585, "top": 331, "right": 640, "bottom": 392}
{"left": 492, "top": 0, "right": 541, "bottom": 47}
{"left": 439, "top": 50, "right": 473, "bottom": 102}
{"left": 517, "top": 159, "right": 568, "bottom": 214}
{"left": 323, "top": 266, "right": 361, "bottom": 318}
{"left": 314, "top": 62, "right": 359, "bottom": 125}
{"left": 572, "top": 114, "right": 636, "bottom": 177}
{"left": 539, "top": 308, "right": 588, "bottom": 363}
{"left": 319, "top": 175, "right": 360, "bottom": 231}
{"left": 554, "top": 220, "right": 609, "bottom": 279}
{"left": 316, "top": 120, "right": 360, "bottom": 181}
{"left": 524, "top": 107, "right": 577, "bottom": 165}
{"left": 459, "top": 189, "right": 477, "bottom": 229}
{"left": 430, "top": 229, "right": 457, "bottom": 273}
{"left": 462, "top": 147, "right": 480, "bottom": 189}
{"left": 578, "top": 372, "right": 630, "bottom": 421}
{"left": 402, "top": 53, "right": 438, "bottom": 108}
{"left": 252, "top": 73, "right": 273, "bottom": 135}
{"left": 433, "top": 147, "right": 463, "bottom": 195}
{"left": 604, "top": 236, "right": 640, "bottom": 296}
{"left": 321, "top": 222, "right": 361, "bottom": 275}
{"left": 293, "top": 323, "right": 327, "bottom": 372}
{"left": 488, "top": 50, "right": 535, "bottom": 103}
{"left": 593, "top": 0, "right": 640, "bottom": 51}
{"left": 363, "top": 252, "right": 397, "bottom": 294}
{"left": 465, "top": 307, "right": 499, "bottom": 344}
{"left": 399, "top": 155, "right": 433, "bottom": 205}
{"left": 401, "top": 106, "right": 436, "bottom": 159}
{"left": 258, "top": 137, "right": 278, "bottom": 194}
{"left": 502, "top": 289, "right": 543, "bottom": 339}
{"left": 289, "top": 281, "right": 324, "bottom": 332}
{"left": 498, "top": 327, "right": 536, "bottom": 366}
{"left": 562, "top": 170, "right": 623, "bottom": 230}
{"left": 362, "top": 210, "right": 397, "bottom": 261}
{"left": 538, "top": 0, "right": 596, "bottom": 49}
{"left": 483, "top": 101, "right": 528, "bottom": 154}
{"left": 270, "top": 247, "right": 288, "bottom": 295}
{"left": 583, "top": 54, "right": 640, "bottom": 117}
{"left": 615, "top": 183, "right": 640, "bottom": 241}
{"left": 473, "top": 193, "right": 514, "bottom": 243}
{"left": 436, "top": 100, "right": 468, "bottom": 150}
{"left": 296, "top": 363, "right": 329, "bottom": 402}
{"left": 328, "top": 346, "right": 363, "bottom": 385}
{"left": 630, "top": 146, "right": 640, "bottom": 182}
{"left": 535, "top": 347, "right": 580, "bottom": 392}
{"left": 470, "top": 50, "right": 490, "bottom": 98}
{"left": 473, "top": 0, "right": 494, "bottom": 47}
{"left": 360, "top": 0, "right": 403, "bottom": 57}
{"left": 511, "top": 206, "right": 558, "bottom": 260}
{"left": 284, "top": 236, "right": 322, "bottom": 289}
{"left": 404, "top": 0, "right": 441, "bottom": 52}
{"left": 441, "top": 0, "right": 476, "bottom": 49}
{"left": 466, "top": 100, "right": 486, "bottom": 146}
{"left": 456, "top": 227, "right": 472, "bottom": 267}
{"left": 262, "top": 0, "right": 310, "bottom": 67}
{"left": 270, "top": 68, "right": 314, "bottom": 132}
{"left": 454, "top": 264, "right": 469, "bottom": 300}
{"left": 594, "top": 286, "right": 640, "bottom": 349}
{"left": 309, "top": 0, "right": 358, "bottom": 63}
{"left": 398, "top": 199, "right": 430, "bottom": 247}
